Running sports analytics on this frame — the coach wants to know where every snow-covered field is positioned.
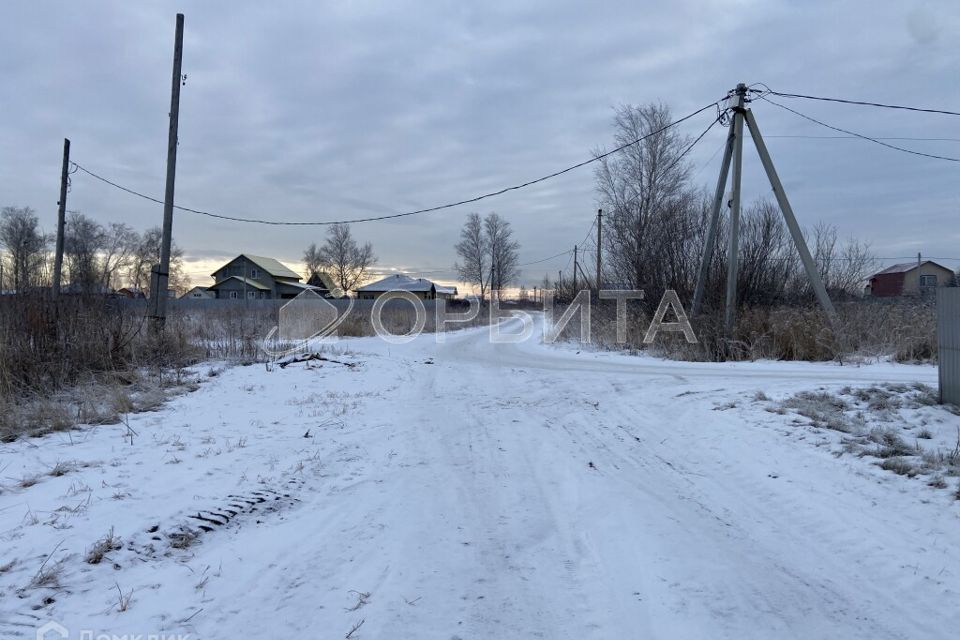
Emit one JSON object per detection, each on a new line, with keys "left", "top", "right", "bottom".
{"left": 2, "top": 317, "right": 958, "bottom": 639}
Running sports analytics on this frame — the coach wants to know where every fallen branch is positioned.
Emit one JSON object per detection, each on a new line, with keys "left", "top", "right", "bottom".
{"left": 345, "top": 619, "right": 365, "bottom": 639}
{"left": 277, "top": 353, "right": 359, "bottom": 369}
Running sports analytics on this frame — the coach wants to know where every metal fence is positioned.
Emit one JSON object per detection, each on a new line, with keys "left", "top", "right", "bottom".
{"left": 938, "top": 288, "right": 960, "bottom": 405}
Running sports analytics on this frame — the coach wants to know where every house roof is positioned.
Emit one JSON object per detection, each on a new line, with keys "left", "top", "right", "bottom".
{"left": 870, "top": 260, "right": 951, "bottom": 278}
{"left": 213, "top": 255, "right": 302, "bottom": 280}
{"left": 435, "top": 285, "right": 458, "bottom": 295}
{"left": 356, "top": 274, "right": 437, "bottom": 293}
{"left": 308, "top": 271, "right": 339, "bottom": 291}
{"left": 207, "top": 276, "right": 271, "bottom": 291}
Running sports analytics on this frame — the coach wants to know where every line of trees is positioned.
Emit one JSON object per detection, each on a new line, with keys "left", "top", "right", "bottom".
{"left": 0, "top": 206, "right": 184, "bottom": 295}
{"left": 454, "top": 212, "right": 520, "bottom": 302}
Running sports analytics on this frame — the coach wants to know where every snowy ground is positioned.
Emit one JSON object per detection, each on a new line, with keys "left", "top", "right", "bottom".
{"left": 1, "top": 317, "right": 958, "bottom": 639}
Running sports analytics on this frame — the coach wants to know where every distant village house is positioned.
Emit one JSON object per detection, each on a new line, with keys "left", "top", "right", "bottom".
{"left": 180, "top": 286, "right": 213, "bottom": 299}
{"left": 866, "top": 259, "right": 956, "bottom": 297}
{"left": 208, "top": 255, "right": 319, "bottom": 300}
{"left": 355, "top": 274, "right": 458, "bottom": 300}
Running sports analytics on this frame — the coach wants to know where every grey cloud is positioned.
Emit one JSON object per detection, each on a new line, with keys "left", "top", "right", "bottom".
{"left": 1, "top": 0, "right": 958, "bottom": 286}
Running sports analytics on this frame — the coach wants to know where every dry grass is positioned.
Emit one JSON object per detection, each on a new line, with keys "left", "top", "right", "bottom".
{"left": 167, "top": 528, "right": 199, "bottom": 550}
{"left": 780, "top": 391, "right": 852, "bottom": 432}
{"left": 778, "top": 384, "right": 960, "bottom": 487}
{"left": 880, "top": 457, "right": 919, "bottom": 477}
{"left": 48, "top": 461, "right": 76, "bottom": 477}
{"left": 115, "top": 582, "right": 133, "bottom": 612}
{"left": 85, "top": 528, "right": 122, "bottom": 565}
{"left": 559, "top": 298, "right": 937, "bottom": 363}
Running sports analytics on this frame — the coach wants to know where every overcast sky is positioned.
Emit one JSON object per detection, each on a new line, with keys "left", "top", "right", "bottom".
{"left": 1, "top": 0, "right": 958, "bottom": 289}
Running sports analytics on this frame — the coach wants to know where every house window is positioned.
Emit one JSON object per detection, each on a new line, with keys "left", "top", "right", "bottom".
{"left": 247, "top": 290, "right": 256, "bottom": 299}
{"left": 919, "top": 274, "right": 937, "bottom": 287}
{"left": 251, "top": 269, "right": 258, "bottom": 279}
{"left": 230, "top": 291, "right": 239, "bottom": 299}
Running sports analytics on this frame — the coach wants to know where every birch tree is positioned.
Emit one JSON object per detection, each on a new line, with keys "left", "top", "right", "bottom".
{"left": 454, "top": 213, "right": 490, "bottom": 303}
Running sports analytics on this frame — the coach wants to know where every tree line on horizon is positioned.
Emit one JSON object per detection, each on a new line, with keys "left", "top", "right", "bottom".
{"left": 0, "top": 206, "right": 185, "bottom": 295}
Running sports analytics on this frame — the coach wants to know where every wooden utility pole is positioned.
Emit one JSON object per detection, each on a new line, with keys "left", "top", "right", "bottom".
{"left": 572, "top": 245, "right": 578, "bottom": 292}
{"left": 53, "top": 138, "right": 70, "bottom": 298}
{"left": 151, "top": 13, "right": 185, "bottom": 329}
{"left": 595, "top": 209, "right": 602, "bottom": 294}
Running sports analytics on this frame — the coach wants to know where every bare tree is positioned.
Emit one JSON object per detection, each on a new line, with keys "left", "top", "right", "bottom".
{"left": 594, "top": 103, "right": 693, "bottom": 295}
{"left": 126, "top": 227, "right": 185, "bottom": 295}
{"left": 453, "top": 213, "right": 490, "bottom": 303}
{"left": 0, "top": 206, "right": 48, "bottom": 292}
{"left": 810, "top": 222, "right": 876, "bottom": 297}
{"left": 100, "top": 222, "right": 138, "bottom": 290}
{"left": 484, "top": 213, "right": 520, "bottom": 299}
{"left": 65, "top": 212, "right": 106, "bottom": 293}
{"left": 303, "top": 243, "right": 324, "bottom": 281}
{"left": 309, "top": 223, "right": 375, "bottom": 292}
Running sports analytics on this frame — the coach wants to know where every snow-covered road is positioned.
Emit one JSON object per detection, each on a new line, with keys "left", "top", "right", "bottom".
{"left": 2, "top": 318, "right": 958, "bottom": 639}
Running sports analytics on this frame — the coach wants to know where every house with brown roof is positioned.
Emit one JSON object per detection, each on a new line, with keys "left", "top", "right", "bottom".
{"left": 866, "top": 260, "right": 956, "bottom": 297}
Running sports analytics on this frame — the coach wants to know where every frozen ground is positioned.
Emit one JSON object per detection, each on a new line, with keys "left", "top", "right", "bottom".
{"left": 1, "top": 317, "right": 958, "bottom": 639}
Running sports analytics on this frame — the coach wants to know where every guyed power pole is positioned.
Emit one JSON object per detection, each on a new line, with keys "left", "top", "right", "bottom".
{"left": 691, "top": 83, "right": 836, "bottom": 334}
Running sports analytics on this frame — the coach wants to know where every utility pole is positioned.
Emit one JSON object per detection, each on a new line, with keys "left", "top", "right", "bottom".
{"left": 692, "top": 82, "right": 836, "bottom": 333}
{"left": 595, "top": 209, "right": 602, "bottom": 294}
{"left": 573, "top": 245, "right": 579, "bottom": 292}
{"left": 744, "top": 108, "right": 835, "bottom": 319}
{"left": 724, "top": 84, "right": 747, "bottom": 334}
{"left": 692, "top": 124, "right": 736, "bottom": 318}
{"left": 151, "top": 13, "right": 185, "bottom": 329}
{"left": 53, "top": 138, "right": 70, "bottom": 298}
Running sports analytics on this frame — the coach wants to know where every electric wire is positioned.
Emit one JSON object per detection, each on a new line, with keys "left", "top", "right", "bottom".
{"left": 70, "top": 99, "right": 724, "bottom": 227}
{"left": 759, "top": 96, "right": 960, "bottom": 163}
{"left": 758, "top": 88, "right": 960, "bottom": 118}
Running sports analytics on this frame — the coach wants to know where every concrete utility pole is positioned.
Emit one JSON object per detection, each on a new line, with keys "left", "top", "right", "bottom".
{"left": 151, "top": 13, "right": 184, "bottom": 329}
{"left": 724, "top": 84, "right": 747, "bottom": 334}
{"left": 573, "top": 245, "right": 578, "bottom": 292}
{"left": 595, "top": 209, "right": 602, "bottom": 294}
{"left": 692, "top": 82, "right": 836, "bottom": 334}
{"left": 744, "top": 108, "right": 836, "bottom": 320}
{"left": 692, "top": 124, "right": 736, "bottom": 318}
{"left": 53, "top": 138, "right": 70, "bottom": 298}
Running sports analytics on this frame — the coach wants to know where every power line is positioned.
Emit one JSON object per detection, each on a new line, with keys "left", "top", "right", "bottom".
{"left": 765, "top": 135, "right": 960, "bottom": 142}
{"left": 70, "top": 99, "right": 723, "bottom": 227}
{"left": 760, "top": 96, "right": 960, "bottom": 163}
{"left": 757, "top": 87, "right": 960, "bottom": 118}
{"left": 517, "top": 248, "right": 573, "bottom": 268}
